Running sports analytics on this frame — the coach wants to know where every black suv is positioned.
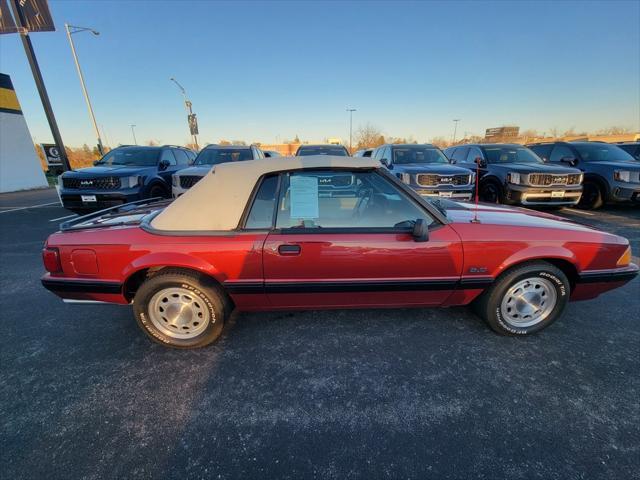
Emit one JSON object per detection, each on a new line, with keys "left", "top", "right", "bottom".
{"left": 528, "top": 141, "right": 640, "bottom": 208}
{"left": 59, "top": 145, "right": 195, "bottom": 213}
{"left": 444, "top": 143, "right": 583, "bottom": 207}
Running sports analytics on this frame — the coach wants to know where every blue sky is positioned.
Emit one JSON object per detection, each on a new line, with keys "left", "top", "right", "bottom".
{"left": 1, "top": 0, "right": 639, "bottom": 148}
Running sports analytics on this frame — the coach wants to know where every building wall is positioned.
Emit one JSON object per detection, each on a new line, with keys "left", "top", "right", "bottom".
{"left": 0, "top": 73, "right": 48, "bottom": 192}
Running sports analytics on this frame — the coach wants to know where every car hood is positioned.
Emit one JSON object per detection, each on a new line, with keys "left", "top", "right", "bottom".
{"left": 587, "top": 161, "right": 640, "bottom": 170}
{"left": 64, "top": 165, "right": 156, "bottom": 177}
{"left": 392, "top": 163, "right": 472, "bottom": 175}
{"left": 488, "top": 163, "right": 582, "bottom": 174}
{"left": 175, "top": 165, "right": 211, "bottom": 176}
{"left": 444, "top": 201, "right": 600, "bottom": 233}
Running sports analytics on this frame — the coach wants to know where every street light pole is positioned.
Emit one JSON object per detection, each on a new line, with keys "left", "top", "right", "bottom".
{"left": 452, "top": 119, "right": 461, "bottom": 143}
{"left": 65, "top": 23, "right": 104, "bottom": 155}
{"left": 130, "top": 124, "right": 138, "bottom": 145}
{"left": 346, "top": 108, "right": 356, "bottom": 153}
{"left": 170, "top": 77, "right": 199, "bottom": 150}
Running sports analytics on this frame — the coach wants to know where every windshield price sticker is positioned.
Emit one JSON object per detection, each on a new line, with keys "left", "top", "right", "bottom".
{"left": 290, "top": 175, "right": 319, "bottom": 219}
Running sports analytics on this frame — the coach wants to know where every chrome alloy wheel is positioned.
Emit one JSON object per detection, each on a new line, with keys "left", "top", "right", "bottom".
{"left": 148, "top": 287, "right": 211, "bottom": 339}
{"left": 500, "top": 277, "right": 557, "bottom": 328}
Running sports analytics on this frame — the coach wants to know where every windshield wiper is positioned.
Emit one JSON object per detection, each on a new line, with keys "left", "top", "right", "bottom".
{"left": 428, "top": 198, "right": 447, "bottom": 216}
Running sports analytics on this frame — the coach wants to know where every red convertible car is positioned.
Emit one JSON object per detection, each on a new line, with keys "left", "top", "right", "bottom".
{"left": 42, "top": 156, "right": 637, "bottom": 348}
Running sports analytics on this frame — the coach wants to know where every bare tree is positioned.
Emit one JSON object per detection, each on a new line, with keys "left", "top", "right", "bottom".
{"left": 354, "top": 123, "right": 385, "bottom": 149}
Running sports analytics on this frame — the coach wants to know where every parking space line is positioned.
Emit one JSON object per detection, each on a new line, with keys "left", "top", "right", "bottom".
{"left": 49, "top": 213, "right": 78, "bottom": 222}
{"left": 563, "top": 208, "right": 595, "bottom": 216}
{"left": 0, "top": 202, "right": 61, "bottom": 214}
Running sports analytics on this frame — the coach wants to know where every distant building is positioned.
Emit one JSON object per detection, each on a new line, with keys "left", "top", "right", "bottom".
{"left": 485, "top": 126, "right": 520, "bottom": 141}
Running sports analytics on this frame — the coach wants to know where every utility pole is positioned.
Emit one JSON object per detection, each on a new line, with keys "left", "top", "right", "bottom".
{"left": 65, "top": 24, "right": 104, "bottom": 155}
{"left": 346, "top": 108, "right": 356, "bottom": 153}
{"left": 452, "top": 119, "right": 461, "bottom": 143}
{"left": 130, "top": 125, "right": 138, "bottom": 145}
{"left": 170, "top": 77, "right": 199, "bottom": 149}
{"left": 8, "top": 0, "right": 71, "bottom": 171}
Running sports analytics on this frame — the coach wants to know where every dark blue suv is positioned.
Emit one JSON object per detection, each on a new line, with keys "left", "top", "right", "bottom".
{"left": 372, "top": 144, "right": 475, "bottom": 201}
{"left": 59, "top": 145, "right": 195, "bottom": 213}
{"left": 528, "top": 141, "right": 640, "bottom": 209}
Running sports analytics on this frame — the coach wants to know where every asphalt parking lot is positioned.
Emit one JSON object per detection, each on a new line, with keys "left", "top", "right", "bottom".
{"left": 1, "top": 189, "right": 638, "bottom": 479}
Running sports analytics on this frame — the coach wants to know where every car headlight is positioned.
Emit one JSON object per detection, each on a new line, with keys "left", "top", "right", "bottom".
{"left": 400, "top": 173, "right": 411, "bottom": 184}
{"left": 122, "top": 176, "right": 141, "bottom": 188}
{"left": 614, "top": 170, "right": 631, "bottom": 182}
{"left": 507, "top": 172, "right": 521, "bottom": 185}
{"left": 172, "top": 175, "right": 178, "bottom": 187}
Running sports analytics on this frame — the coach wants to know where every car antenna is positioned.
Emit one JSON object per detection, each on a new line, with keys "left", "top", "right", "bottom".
{"left": 471, "top": 159, "right": 481, "bottom": 223}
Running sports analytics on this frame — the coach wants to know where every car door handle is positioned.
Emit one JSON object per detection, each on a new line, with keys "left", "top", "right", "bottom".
{"left": 278, "top": 244, "right": 301, "bottom": 255}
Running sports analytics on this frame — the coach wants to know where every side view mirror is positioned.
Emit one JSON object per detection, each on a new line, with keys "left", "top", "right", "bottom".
{"left": 158, "top": 159, "right": 170, "bottom": 171}
{"left": 474, "top": 157, "right": 487, "bottom": 168}
{"left": 93, "top": 160, "right": 100, "bottom": 166}
{"left": 381, "top": 158, "right": 392, "bottom": 168}
{"left": 560, "top": 156, "right": 577, "bottom": 167}
{"left": 412, "top": 218, "right": 429, "bottom": 242}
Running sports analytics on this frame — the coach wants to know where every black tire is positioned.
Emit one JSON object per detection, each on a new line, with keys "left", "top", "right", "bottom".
{"left": 133, "top": 269, "right": 231, "bottom": 349}
{"left": 479, "top": 181, "right": 503, "bottom": 204}
{"left": 472, "top": 261, "right": 570, "bottom": 336}
{"left": 578, "top": 180, "right": 604, "bottom": 210}
{"left": 148, "top": 184, "right": 168, "bottom": 199}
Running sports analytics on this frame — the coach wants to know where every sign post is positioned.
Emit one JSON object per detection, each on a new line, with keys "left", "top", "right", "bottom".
{"left": 1, "top": 0, "right": 72, "bottom": 171}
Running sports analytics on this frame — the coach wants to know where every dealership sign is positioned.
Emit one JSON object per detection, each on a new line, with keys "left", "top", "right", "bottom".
{"left": 40, "top": 143, "right": 61, "bottom": 167}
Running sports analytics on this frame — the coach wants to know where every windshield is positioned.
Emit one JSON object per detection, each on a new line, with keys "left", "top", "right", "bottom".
{"left": 393, "top": 147, "right": 448, "bottom": 165}
{"left": 573, "top": 143, "right": 636, "bottom": 163}
{"left": 481, "top": 146, "right": 543, "bottom": 164}
{"left": 195, "top": 148, "right": 253, "bottom": 165}
{"left": 297, "top": 146, "right": 348, "bottom": 156}
{"left": 96, "top": 148, "right": 160, "bottom": 166}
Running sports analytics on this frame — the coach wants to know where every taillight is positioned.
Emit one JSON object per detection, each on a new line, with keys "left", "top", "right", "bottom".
{"left": 616, "top": 246, "right": 632, "bottom": 267}
{"left": 43, "top": 247, "right": 62, "bottom": 273}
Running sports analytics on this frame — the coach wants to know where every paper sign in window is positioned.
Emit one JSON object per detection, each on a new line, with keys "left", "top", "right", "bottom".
{"left": 290, "top": 176, "right": 319, "bottom": 219}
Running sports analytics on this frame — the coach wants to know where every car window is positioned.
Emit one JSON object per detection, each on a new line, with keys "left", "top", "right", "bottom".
{"left": 95, "top": 147, "right": 160, "bottom": 166}
{"left": 549, "top": 144, "right": 575, "bottom": 163}
{"left": 160, "top": 149, "right": 177, "bottom": 166}
{"left": 297, "top": 146, "right": 349, "bottom": 156}
{"left": 572, "top": 143, "right": 636, "bottom": 163}
{"left": 392, "top": 147, "right": 449, "bottom": 164}
{"left": 275, "top": 170, "right": 434, "bottom": 229}
{"left": 173, "top": 149, "right": 190, "bottom": 165}
{"left": 245, "top": 175, "right": 279, "bottom": 229}
{"left": 465, "top": 147, "right": 482, "bottom": 163}
{"left": 481, "top": 146, "right": 543, "bottom": 164}
{"left": 194, "top": 148, "right": 254, "bottom": 165}
{"left": 529, "top": 144, "right": 553, "bottom": 161}
{"left": 451, "top": 147, "right": 469, "bottom": 162}
{"left": 372, "top": 148, "right": 383, "bottom": 160}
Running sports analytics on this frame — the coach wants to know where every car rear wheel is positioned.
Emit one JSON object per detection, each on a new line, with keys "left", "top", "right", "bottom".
{"left": 578, "top": 181, "right": 604, "bottom": 209}
{"left": 472, "top": 261, "right": 569, "bottom": 335}
{"left": 479, "top": 182, "right": 502, "bottom": 203}
{"left": 133, "top": 269, "right": 230, "bottom": 348}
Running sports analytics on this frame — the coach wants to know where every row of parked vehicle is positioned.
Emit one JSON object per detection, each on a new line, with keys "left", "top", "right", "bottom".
{"left": 58, "top": 139, "right": 639, "bottom": 213}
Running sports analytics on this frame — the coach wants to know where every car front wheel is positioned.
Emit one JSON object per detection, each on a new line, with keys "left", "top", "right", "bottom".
{"left": 133, "top": 269, "right": 230, "bottom": 348}
{"left": 473, "top": 262, "right": 570, "bottom": 335}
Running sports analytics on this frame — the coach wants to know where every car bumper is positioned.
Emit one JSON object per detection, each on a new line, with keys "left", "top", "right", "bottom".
{"left": 504, "top": 184, "right": 582, "bottom": 206}
{"left": 609, "top": 184, "right": 640, "bottom": 203}
{"left": 571, "top": 264, "right": 639, "bottom": 301}
{"left": 41, "top": 274, "right": 129, "bottom": 304}
{"left": 412, "top": 185, "right": 474, "bottom": 201}
{"left": 60, "top": 188, "right": 142, "bottom": 211}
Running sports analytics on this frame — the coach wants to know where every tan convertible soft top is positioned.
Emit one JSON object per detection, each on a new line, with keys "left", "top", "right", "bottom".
{"left": 151, "top": 155, "right": 380, "bottom": 231}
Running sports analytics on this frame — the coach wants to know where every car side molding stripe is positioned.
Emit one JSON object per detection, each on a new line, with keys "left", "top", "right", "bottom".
{"left": 577, "top": 267, "right": 639, "bottom": 284}
{"left": 42, "top": 279, "right": 123, "bottom": 294}
{"left": 224, "top": 277, "right": 494, "bottom": 294}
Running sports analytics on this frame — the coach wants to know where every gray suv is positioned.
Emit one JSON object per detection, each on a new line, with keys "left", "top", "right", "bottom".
{"left": 528, "top": 142, "right": 640, "bottom": 209}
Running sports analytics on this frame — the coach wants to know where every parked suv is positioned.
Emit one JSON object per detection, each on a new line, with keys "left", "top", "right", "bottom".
{"left": 59, "top": 145, "right": 195, "bottom": 213}
{"left": 444, "top": 143, "right": 583, "bottom": 207}
{"left": 296, "top": 144, "right": 350, "bottom": 156}
{"left": 528, "top": 141, "right": 640, "bottom": 208}
{"left": 172, "top": 144, "right": 264, "bottom": 197}
{"left": 372, "top": 144, "right": 475, "bottom": 200}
